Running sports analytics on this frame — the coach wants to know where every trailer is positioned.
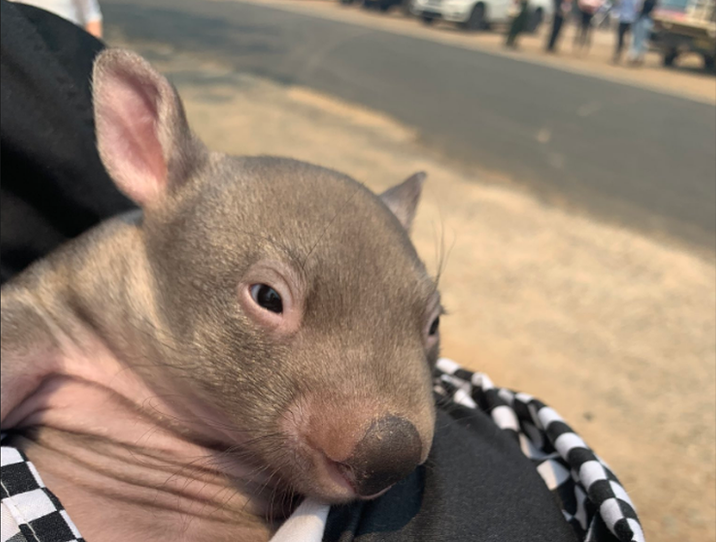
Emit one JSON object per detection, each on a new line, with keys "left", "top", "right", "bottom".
{"left": 651, "top": 0, "right": 716, "bottom": 69}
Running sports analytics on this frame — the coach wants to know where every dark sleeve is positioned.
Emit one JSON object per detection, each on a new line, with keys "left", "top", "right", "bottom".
{"left": 324, "top": 405, "right": 580, "bottom": 542}
{"left": 0, "top": 0, "right": 136, "bottom": 284}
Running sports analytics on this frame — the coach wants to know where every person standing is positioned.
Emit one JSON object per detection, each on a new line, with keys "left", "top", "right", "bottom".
{"left": 546, "top": 0, "right": 573, "bottom": 52}
{"left": 629, "top": 0, "right": 658, "bottom": 64}
{"left": 612, "top": 0, "right": 639, "bottom": 63}
{"left": 505, "top": 0, "right": 531, "bottom": 49}
{"left": 573, "top": 0, "right": 603, "bottom": 55}
{"left": 9, "top": 0, "right": 103, "bottom": 37}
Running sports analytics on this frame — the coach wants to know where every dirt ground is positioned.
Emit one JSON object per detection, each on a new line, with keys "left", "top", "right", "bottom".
{"left": 107, "top": 25, "right": 715, "bottom": 542}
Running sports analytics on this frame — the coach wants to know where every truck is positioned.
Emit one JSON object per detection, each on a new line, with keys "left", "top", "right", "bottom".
{"left": 651, "top": 0, "right": 716, "bottom": 70}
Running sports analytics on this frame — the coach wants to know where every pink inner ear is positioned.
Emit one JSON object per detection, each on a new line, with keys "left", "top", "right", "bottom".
{"left": 98, "top": 70, "right": 168, "bottom": 206}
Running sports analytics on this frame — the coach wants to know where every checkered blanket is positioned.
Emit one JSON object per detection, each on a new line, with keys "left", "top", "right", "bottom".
{"left": 0, "top": 447, "right": 83, "bottom": 542}
{"left": 1, "top": 358, "right": 644, "bottom": 542}
{"left": 434, "top": 358, "right": 644, "bottom": 542}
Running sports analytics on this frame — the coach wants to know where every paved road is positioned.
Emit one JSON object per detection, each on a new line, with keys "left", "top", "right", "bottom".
{"left": 103, "top": 0, "right": 716, "bottom": 252}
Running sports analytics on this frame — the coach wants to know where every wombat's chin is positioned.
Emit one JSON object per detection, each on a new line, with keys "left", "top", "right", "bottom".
{"left": 286, "top": 455, "right": 398, "bottom": 504}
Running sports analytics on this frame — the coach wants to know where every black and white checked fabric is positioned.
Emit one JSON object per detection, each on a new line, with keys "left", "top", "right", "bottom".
{"left": 1, "top": 442, "right": 84, "bottom": 542}
{"left": 434, "top": 358, "right": 645, "bottom": 542}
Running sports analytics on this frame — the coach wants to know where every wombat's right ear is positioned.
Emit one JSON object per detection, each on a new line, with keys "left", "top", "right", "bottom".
{"left": 380, "top": 171, "right": 426, "bottom": 233}
{"left": 92, "top": 49, "right": 204, "bottom": 208}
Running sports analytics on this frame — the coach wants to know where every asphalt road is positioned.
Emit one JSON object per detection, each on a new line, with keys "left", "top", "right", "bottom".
{"left": 102, "top": 0, "right": 716, "bottom": 252}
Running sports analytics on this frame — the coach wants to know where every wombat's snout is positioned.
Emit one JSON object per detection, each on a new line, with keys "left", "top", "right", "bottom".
{"left": 335, "top": 415, "right": 422, "bottom": 497}
{"left": 284, "top": 398, "right": 430, "bottom": 501}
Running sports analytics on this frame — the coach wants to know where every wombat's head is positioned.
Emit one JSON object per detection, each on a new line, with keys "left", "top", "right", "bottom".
{"left": 93, "top": 50, "right": 440, "bottom": 503}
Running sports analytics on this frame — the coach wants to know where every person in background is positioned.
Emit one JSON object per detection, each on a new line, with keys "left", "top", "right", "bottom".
{"left": 505, "top": 0, "right": 531, "bottom": 49}
{"left": 546, "top": 0, "right": 573, "bottom": 53}
{"left": 612, "top": 0, "right": 639, "bottom": 63}
{"left": 593, "top": 0, "right": 614, "bottom": 29}
{"left": 628, "top": 0, "right": 658, "bottom": 64}
{"left": 573, "top": 0, "right": 603, "bottom": 55}
{"left": 9, "top": 0, "right": 102, "bottom": 37}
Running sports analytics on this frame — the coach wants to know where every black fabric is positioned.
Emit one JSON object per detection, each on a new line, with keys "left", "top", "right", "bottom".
{"left": 640, "top": 0, "right": 657, "bottom": 17}
{"left": 505, "top": 1, "right": 531, "bottom": 48}
{"left": 323, "top": 405, "right": 579, "bottom": 542}
{"left": 0, "top": 0, "right": 136, "bottom": 285}
{"left": 574, "top": 9, "right": 595, "bottom": 50}
{"left": 547, "top": 13, "right": 566, "bottom": 51}
{"left": 580, "top": 10, "right": 595, "bottom": 26}
{"left": 615, "top": 21, "right": 632, "bottom": 58}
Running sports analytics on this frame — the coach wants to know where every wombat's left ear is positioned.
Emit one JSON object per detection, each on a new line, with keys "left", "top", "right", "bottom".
{"left": 380, "top": 172, "right": 426, "bottom": 233}
{"left": 92, "top": 49, "right": 205, "bottom": 209}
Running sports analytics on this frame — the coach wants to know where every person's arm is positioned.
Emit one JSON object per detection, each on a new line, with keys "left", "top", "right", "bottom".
{"left": 85, "top": 18, "right": 101, "bottom": 37}
{"left": 73, "top": 0, "right": 102, "bottom": 37}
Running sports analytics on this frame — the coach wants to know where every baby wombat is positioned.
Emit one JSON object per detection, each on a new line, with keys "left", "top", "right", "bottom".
{"left": 0, "top": 49, "right": 441, "bottom": 541}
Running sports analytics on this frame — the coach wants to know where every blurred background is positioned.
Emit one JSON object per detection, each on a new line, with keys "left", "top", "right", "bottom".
{"left": 24, "top": 0, "right": 716, "bottom": 539}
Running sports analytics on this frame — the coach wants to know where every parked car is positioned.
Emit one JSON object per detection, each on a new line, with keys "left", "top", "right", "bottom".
{"left": 410, "top": 0, "right": 553, "bottom": 32}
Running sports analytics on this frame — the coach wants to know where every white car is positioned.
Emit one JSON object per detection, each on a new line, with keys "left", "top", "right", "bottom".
{"left": 411, "top": 0, "right": 553, "bottom": 32}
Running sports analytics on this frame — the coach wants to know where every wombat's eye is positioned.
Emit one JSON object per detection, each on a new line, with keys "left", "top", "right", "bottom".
{"left": 428, "top": 316, "right": 440, "bottom": 336}
{"left": 249, "top": 284, "right": 283, "bottom": 314}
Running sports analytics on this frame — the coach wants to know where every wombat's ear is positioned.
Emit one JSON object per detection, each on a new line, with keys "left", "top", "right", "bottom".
{"left": 92, "top": 49, "right": 205, "bottom": 208}
{"left": 380, "top": 172, "right": 425, "bottom": 233}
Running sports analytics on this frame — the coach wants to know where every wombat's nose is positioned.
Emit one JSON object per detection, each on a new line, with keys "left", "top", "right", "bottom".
{"left": 339, "top": 415, "right": 422, "bottom": 497}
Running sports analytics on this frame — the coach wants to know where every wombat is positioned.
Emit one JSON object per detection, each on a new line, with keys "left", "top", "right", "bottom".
{"left": 1, "top": 49, "right": 441, "bottom": 541}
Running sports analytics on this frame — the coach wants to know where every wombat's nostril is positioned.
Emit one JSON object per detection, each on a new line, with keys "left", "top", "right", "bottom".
{"left": 342, "top": 415, "right": 422, "bottom": 498}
